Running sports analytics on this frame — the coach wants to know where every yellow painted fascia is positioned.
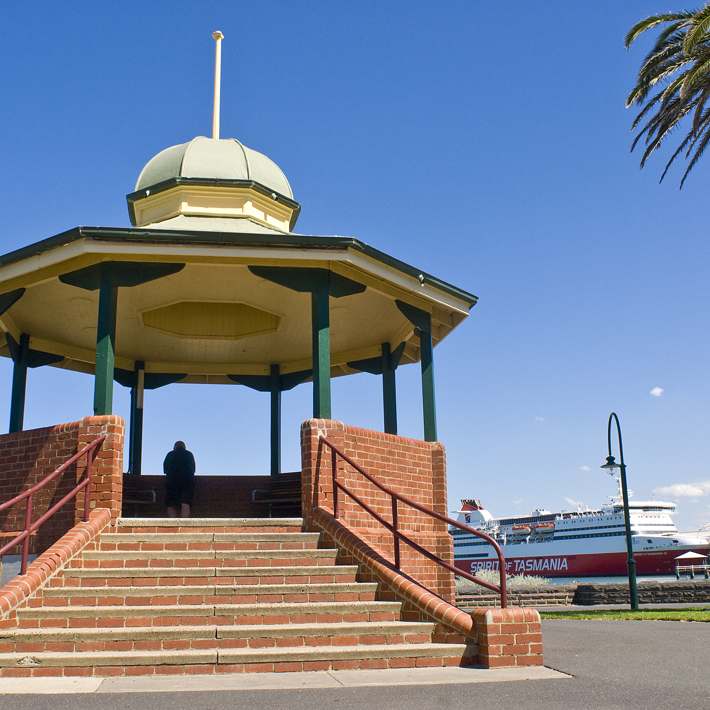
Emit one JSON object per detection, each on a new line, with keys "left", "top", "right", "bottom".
{"left": 330, "top": 261, "right": 433, "bottom": 314}
{"left": 133, "top": 185, "right": 294, "bottom": 232}
{"left": 0, "top": 243, "right": 98, "bottom": 293}
{"left": 82, "top": 241, "right": 345, "bottom": 267}
{"left": 335, "top": 250, "right": 472, "bottom": 316}
{"left": 0, "top": 238, "right": 342, "bottom": 291}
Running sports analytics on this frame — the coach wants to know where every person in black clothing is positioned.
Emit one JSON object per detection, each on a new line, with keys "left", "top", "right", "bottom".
{"left": 163, "top": 440, "right": 196, "bottom": 518}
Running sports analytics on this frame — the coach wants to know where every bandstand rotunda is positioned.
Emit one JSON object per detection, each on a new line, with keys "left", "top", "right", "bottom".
{"left": 0, "top": 45, "right": 477, "bottom": 479}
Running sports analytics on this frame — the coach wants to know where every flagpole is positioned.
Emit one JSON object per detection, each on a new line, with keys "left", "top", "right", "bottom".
{"left": 212, "top": 31, "right": 224, "bottom": 140}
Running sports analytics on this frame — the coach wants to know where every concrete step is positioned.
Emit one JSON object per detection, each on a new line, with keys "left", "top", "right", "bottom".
{"left": 58, "top": 565, "right": 359, "bottom": 586}
{"left": 1, "top": 519, "right": 476, "bottom": 676}
{"left": 17, "top": 601, "right": 403, "bottom": 628}
{"left": 0, "top": 643, "right": 474, "bottom": 676}
{"left": 77, "top": 548, "right": 339, "bottom": 568}
{"left": 0, "top": 621, "right": 436, "bottom": 653}
{"left": 116, "top": 518, "right": 304, "bottom": 534}
{"left": 96, "top": 532, "right": 322, "bottom": 552}
{"left": 40, "top": 582, "right": 379, "bottom": 605}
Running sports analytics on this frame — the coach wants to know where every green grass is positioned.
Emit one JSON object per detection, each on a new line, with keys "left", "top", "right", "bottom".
{"left": 539, "top": 607, "right": 710, "bottom": 622}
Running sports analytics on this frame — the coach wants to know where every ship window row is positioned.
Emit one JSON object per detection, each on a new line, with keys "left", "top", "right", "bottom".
{"left": 555, "top": 523, "right": 624, "bottom": 533}
{"left": 631, "top": 507, "right": 670, "bottom": 512}
{"left": 453, "top": 530, "right": 626, "bottom": 548}
{"left": 452, "top": 521, "right": 627, "bottom": 539}
{"left": 555, "top": 531, "right": 625, "bottom": 541}
{"left": 494, "top": 515, "right": 556, "bottom": 526}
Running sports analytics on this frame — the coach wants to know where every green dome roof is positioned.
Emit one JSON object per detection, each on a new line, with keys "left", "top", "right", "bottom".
{"left": 135, "top": 136, "right": 293, "bottom": 199}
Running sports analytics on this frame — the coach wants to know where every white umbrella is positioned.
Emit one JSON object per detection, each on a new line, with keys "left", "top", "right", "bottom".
{"left": 674, "top": 551, "right": 707, "bottom": 560}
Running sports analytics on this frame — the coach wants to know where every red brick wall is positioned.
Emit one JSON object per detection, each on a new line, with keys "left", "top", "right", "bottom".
{"left": 126, "top": 475, "right": 276, "bottom": 518}
{"left": 470, "top": 607, "right": 543, "bottom": 668}
{"left": 0, "top": 416, "right": 124, "bottom": 555}
{"left": 301, "top": 419, "right": 454, "bottom": 603}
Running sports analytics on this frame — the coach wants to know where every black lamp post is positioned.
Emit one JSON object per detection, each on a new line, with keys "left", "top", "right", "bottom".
{"left": 600, "top": 412, "right": 639, "bottom": 610}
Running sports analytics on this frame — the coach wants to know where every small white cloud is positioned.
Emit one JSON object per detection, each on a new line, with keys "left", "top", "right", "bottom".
{"left": 653, "top": 481, "right": 710, "bottom": 499}
{"left": 513, "top": 499, "right": 523, "bottom": 506}
{"left": 535, "top": 416, "right": 544, "bottom": 422}
{"left": 650, "top": 387, "right": 664, "bottom": 397}
{"left": 565, "top": 497, "right": 584, "bottom": 508}
{"left": 580, "top": 465, "right": 591, "bottom": 471}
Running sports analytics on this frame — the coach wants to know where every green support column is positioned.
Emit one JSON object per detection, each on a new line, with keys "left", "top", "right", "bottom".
{"left": 129, "top": 382, "right": 136, "bottom": 471}
{"left": 270, "top": 364, "right": 281, "bottom": 475}
{"left": 93, "top": 268, "right": 118, "bottom": 416}
{"left": 382, "top": 342, "right": 398, "bottom": 435}
{"left": 395, "top": 301, "right": 438, "bottom": 442}
{"left": 249, "top": 266, "right": 365, "bottom": 422}
{"left": 9, "top": 333, "right": 29, "bottom": 433}
{"left": 129, "top": 361, "right": 145, "bottom": 476}
{"left": 311, "top": 282, "right": 331, "bottom": 419}
{"left": 60, "top": 261, "right": 185, "bottom": 417}
{"left": 419, "top": 318, "right": 437, "bottom": 442}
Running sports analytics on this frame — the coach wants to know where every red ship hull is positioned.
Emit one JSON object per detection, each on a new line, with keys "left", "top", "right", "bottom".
{"left": 454, "top": 547, "right": 710, "bottom": 577}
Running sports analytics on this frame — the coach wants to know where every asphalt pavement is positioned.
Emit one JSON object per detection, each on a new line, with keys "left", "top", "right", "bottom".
{"left": 1, "top": 618, "right": 708, "bottom": 709}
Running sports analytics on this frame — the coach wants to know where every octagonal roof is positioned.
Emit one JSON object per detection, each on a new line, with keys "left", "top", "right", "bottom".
{"left": 0, "top": 227, "right": 477, "bottom": 385}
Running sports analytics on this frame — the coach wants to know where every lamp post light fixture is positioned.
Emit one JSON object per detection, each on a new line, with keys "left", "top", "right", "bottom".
{"left": 600, "top": 412, "right": 639, "bottom": 610}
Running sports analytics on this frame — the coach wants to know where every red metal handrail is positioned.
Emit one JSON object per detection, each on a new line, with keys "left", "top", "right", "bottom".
{"left": 0, "top": 434, "right": 106, "bottom": 575}
{"left": 319, "top": 436, "right": 507, "bottom": 608}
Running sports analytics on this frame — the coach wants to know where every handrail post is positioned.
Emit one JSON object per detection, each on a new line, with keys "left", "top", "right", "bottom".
{"left": 0, "top": 434, "right": 107, "bottom": 569}
{"left": 331, "top": 447, "right": 339, "bottom": 519}
{"left": 318, "top": 434, "right": 509, "bottom": 608}
{"left": 392, "top": 497, "right": 400, "bottom": 570}
{"left": 498, "top": 565, "right": 508, "bottom": 608}
{"left": 84, "top": 445, "right": 95, "bottom": 522}
{"left": 21, "top": 492, "right": 33, "bottom": 575}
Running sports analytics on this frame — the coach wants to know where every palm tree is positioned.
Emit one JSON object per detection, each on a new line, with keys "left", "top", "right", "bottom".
{"left": 626, "top": 4, "right": 710, "bottom": 186}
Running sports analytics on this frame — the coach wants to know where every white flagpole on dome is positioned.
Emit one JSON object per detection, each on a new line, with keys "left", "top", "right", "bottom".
{"left": 212, "top": 31, "right": 224, "bottom": 140}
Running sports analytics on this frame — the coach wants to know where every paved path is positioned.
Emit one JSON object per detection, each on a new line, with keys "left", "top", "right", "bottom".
{"left": 1, "top": 619, "right": 708, "bottom": 709}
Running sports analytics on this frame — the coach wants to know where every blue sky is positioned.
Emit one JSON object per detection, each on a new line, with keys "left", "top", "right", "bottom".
{"left": 1, "top": 1, "right": 709, "bottom": 531}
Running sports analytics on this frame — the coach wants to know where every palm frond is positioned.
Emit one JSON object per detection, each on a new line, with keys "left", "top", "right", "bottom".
{"left": 652, "top": 20, "right": 691, "bottom": 54}
{"left": 630, "top": 94, "right": 666, "bottom": 131}
{"left": 692, "top": 84, "right": 710, "bottom": 130}
{"left": 627, "top": 52, "right": 689, "bottom": 106}
{"left": 683, "top": 5, "right": 710, "bottom": 50}
{"left": 680, "top": 56, "right": 710, "bottom": 96}
{"left": 659, "top": 132, "right": 694, "bottom": 182}
{"left": 639, "top": 31, "right": 686, "bottom": 76}
{"left": 626, "top": 3, "right": 710, "bottom": 186}
{"left": 637, "top": 100, "right": 695, "bottom": 167}
{"left": 624, "top": 11, "right": 695, "bottom": 48}
{"left": 639, "top": 120, "right": 679, "bottom": 168}
{"left": 633, "top": 46, "right": 691, "bottom": 95}
{"left": 679, "top": 124, "right": 710, "bottom": 186}
{"left": 685, "top": 107, "right": 710, "bottom": 151}
{"left": 659, "top": 72, "right": 691, "bottom": 106}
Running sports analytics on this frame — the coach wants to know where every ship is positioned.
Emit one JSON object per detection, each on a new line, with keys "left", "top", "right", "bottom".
{"left": 451, "top": 479, "right": 710, "bottom": 578}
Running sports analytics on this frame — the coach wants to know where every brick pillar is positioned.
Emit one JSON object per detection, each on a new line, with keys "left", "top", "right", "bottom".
{"left": 76, "top": 415, "right": 125, "bottom": 523}
{"left": 470, "top": 607, "right": 543, "bottom": 668}
{"left": 431, "top": 443, "right": 454, "bottom": 603}
{"left": 301, "top": 418, "right": 455, "bottom": 604}
{"left": 301, "top": 418, "right": 345, "bottom": 526}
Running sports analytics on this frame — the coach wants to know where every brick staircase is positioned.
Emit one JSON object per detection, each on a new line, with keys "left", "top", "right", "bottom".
{"left": 0, "top": 518, "right": 474, "bottom": 676}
